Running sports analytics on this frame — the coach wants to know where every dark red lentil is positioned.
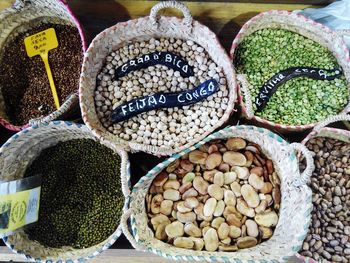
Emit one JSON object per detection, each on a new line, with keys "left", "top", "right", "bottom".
{"left": 0, "top": 23, "right": 83, "bottom": 126}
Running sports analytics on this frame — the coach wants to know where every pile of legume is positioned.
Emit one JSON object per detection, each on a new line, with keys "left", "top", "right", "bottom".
{"left": 0, "top": 23, "right": 83, "bottom": 126}
{"left": 95, "top": 37, "right": 229, "bottom": 149}
{"left": 234, "top": 28, "right": 348, "bottom": 125}
{"left": 24, "top": 139, "right": 124, "bottom": 249}
{"left": 299, "top": 137, "right": 350, "bottom": 262}
{"left": 147, "top": 138, "right": 280, "bottom": 252}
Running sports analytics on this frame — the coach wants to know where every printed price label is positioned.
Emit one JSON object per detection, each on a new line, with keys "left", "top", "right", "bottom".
{"left": 0, "top": 176, "right": 41, "bottom": 237}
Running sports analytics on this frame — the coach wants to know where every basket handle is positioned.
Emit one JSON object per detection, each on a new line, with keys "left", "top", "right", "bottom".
{"left": 313, "top": 113, "right": 350, "bottom": 133}
{"left": 121, "top": 208, "right": 147, "bottom": 252}
{"left": 150, "top": 1, "right": 193, "bottom": 30}
{"left": 237, "top": 74, "right": 254, "bottom": 118}
{"left": 289, "top": 143, "right": 315, "bottom": 186}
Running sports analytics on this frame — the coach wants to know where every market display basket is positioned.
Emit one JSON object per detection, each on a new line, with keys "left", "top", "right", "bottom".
{"left": 0, "top": 0, "right": 86, "bottom": 131}
{"left": 230, "top": 10, "right": 350, "bottom": 132}
{"left": 121, "top": 125, "right": 315, "bottom": 262}
{"left": 296, "top": 113, "right": 350, "bottom": 263}
{"left": 79, "top": 1, "right": 237, "bottom": 156}
{"left": 0, "top": 121, "right": 130, "bottom": 262}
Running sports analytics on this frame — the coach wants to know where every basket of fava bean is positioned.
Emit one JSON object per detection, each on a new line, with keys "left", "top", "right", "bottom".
{"left": 122, "top": 125, "right": 315, "bottom": 262}
{"left": 0, "top": 0, "right": 86, "bottom": 131}
{"left": 230, "top": 10, "right": 350, "bottom": 131}
{"left": 0, "top": 121, "right": 129, "bottom": 262}
{"left": 297, "top": 114, "right": 350, "bottom": 263}
{"left": 79, "top": 1, "right": 236, "bottom": 156}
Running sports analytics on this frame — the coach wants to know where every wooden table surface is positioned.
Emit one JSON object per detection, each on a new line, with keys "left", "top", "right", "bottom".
{"left": 0, "top": 0, "right": 327, "bottom": 262}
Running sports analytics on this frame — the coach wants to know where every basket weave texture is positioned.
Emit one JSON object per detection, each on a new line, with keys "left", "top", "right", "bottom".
{"left": 0, "top": 121, "right": 130, "bottom": 263}
{"left": 79, "top": 1, "right": 237, "bottom": 156}
{"left": 230, "top": 10, "right": 350, "bottom": 132}
{"left": 122, "top": 125, "right": 315, "bottom": 262}
{"left": 0, "top": 0, "right": 86, "bottom": 132}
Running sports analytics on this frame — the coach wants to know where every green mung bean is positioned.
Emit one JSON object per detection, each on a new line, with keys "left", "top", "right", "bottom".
{"left": 234, "top": 28, "right": 348, "bottom": 125}
{"left": 24, "top": 139, "right": 123, "bottom": 249}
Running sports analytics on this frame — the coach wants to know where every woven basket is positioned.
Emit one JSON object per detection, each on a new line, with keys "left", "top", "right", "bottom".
{"left": 0, "top": 121, "right": 130, "bottom": 263}
{"left": 0, "top": 0, "right": 86, "bottom": 132}
{"left": 230, "top": 10, "right": 350, "bottom": 132}
{"left": 79, "top": 1, "right": 237, "bottom": 156}
{"left": 121, "top": 125, "right": 315, "bottom": 262}
{"left": 296, "top": 114, "right": 350, "bottom": 263}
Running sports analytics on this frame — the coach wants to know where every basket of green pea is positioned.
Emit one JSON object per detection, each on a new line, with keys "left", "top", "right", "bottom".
{"left": 230, "top": 10, "right": 350, "bottom": 131}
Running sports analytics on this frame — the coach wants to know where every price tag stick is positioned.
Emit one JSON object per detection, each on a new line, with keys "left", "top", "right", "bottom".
{"left": 24, "top": 28, "right": 60, "bottom": 110}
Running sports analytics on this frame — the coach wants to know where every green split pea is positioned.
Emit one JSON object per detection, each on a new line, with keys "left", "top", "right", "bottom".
{"left": 234, "top": 28, "right": 348, "bottom": 125}
{"left": 24, "top": 139, "right": 124, "bottom": 249}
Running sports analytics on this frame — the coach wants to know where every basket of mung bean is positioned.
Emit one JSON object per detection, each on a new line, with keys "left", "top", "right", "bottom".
{"left": 230, "top": 10, "right": 350, "bottom": 131}
{"left": 0, "top": 0, "right": 86, "bottom": 131}
{"left": 121, "top": 125, "right": 315, "bottom": 262}
{"left": 0, "top": 121, "right": 129, "bottom": 262}
{"left": 79, "top": 1, "right": 236, "bottom": 156}
{"left": 297, "top": 114, "right": 350, "bottom": 262}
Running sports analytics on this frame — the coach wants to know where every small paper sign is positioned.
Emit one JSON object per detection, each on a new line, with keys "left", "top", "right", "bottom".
{"left": 0, "top": 176, "right": 41, "bottom": 237}
{"left": 24, "top": 28, "right": 58, "bottom": 57}
{"left": 255, "top": 67, "right": 343, "bottom": 112}
{"left": 111, "top": 79, "right": 218, "bottom": 123}
{"left": 115, "top": 51, "right": 194, "bottom": 79}
{"left": 24, "top": 28, "right": 60, "bottom": 109}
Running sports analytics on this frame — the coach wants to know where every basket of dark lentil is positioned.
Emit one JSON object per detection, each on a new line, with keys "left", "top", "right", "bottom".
{"left": 297, "top": 114, "right": 350, "bottom": 263}
{"left": 230, "top": 10, "right": 350, "bottom": 131}
{"left": 0, "top": 121, "right": 129, "bottom": 262}
{"left": 0, "top": 0, "right": 86, "bottom": 131}
{"left": 79, "top": 1, "right": 236, "bottom": 156}
{"left": 121, "top": 125, "right": 315, "bottom": 262}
